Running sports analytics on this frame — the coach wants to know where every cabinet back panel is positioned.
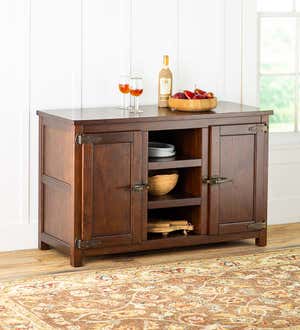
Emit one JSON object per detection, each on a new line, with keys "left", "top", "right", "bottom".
{"left": 149, "top": 129, "right": 201, "bottom": 158}
{"left": 219, "top": 134, "right": 254, "bottom": 223}
{"left": 92, "top": 143, "right": 131, "bottom": 236}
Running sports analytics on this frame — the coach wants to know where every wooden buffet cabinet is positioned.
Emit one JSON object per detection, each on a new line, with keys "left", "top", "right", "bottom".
{"left": 37, "top": 102, "right": 273, "bottom": 267}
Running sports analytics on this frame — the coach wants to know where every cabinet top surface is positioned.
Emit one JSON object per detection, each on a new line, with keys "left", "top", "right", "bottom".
{"left": 37, "top": 102, "right": 273, "bottom": 125}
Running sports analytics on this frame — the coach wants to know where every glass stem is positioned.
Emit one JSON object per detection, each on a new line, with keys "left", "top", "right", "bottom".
{"left": 123, "top": 93, "right": 126, "bottom": 109}
{"left": 135, "top": 96, "right": 139, "bottom": 112}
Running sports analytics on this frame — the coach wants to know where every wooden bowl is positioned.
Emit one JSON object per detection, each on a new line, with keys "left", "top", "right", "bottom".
{"left": 148, "top": 173, "right": 179, "bottom": 196}
{"left": 168, "top": 97, "right": 217, "bottom": 112}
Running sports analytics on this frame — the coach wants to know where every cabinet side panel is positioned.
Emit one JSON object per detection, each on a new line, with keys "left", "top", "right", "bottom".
{"left": 43, "top": 184, "right": 72, "bottom": 243}
{"left": 44, "top": 125, "right": 73, "bottom": 183}
{"left": 40, "top": 118, "right": 75, "bottom": 246}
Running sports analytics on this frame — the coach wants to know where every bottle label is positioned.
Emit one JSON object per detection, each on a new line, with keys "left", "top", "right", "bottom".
{"left": 160, "top": 78, "right": 171, "bottom": 95}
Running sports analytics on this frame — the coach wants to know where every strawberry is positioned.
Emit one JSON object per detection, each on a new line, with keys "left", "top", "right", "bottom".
{"left": 206, "top": 92, "right": 214, "bottom": 99}
{"left": 183, "top": 90, "right": 195, "bottom": 99}
{"left": 172, "top": 92, "right": 187, "bottom": 99}
{"left": 193, "top": 94, "right": 207, "bottom": 99}
{"left": 194, "top": 88, "right": 207, "bottom": 95}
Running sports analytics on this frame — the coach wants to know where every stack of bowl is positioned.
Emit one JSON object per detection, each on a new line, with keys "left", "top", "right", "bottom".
{"left": 148, "top": 142, "right": 176, "bottom": 158}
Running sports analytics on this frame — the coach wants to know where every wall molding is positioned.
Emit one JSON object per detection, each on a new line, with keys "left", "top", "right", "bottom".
{"left": 24, "top": 0, "right": 31, "bottom": 226}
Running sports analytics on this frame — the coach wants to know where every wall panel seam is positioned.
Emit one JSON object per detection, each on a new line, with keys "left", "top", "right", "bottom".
{"left": 26, "top": 0, "right": 32, "bottom": 225}
{"left": 129, "top": 0, "right": 133, "bottom": 75}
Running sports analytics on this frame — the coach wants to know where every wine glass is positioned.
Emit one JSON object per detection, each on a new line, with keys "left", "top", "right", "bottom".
{"left": 129, "top": 75, "right": 143, "bottom": 113}
{"left": 118, "top": 75, "right": 130, "bottom": 109}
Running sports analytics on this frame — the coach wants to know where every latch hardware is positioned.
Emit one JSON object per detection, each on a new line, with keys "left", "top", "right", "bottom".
{"left": 202, "top": 176, "right": 232, "bottom": 185}
{"left": 249, "top": 124, "right": 268, "bottom": 133}
{"left": 247, "top": 222, "right": 267, "bottom": 230}
{"left": 76, "top": 239, "right": 102, "bottom": 249}
{"left": 132, "top": 184, "right": 150, "bottom": 192}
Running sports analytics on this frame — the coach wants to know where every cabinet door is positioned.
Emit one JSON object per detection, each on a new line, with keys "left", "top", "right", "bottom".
{"left": 207, "top": 124, "right": 268, "bottom": 235}
{"left": 82, "top": 131, "right": 144, "bottom": 247}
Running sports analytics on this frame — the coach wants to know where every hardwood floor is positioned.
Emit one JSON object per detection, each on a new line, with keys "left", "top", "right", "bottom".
{"left": 0, "top": 223, "right": 299, "bottom": 282}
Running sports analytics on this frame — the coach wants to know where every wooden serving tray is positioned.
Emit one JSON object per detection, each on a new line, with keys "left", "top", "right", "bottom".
{"left": 168, "top": 97, "right": 217, "bottom": 112}
{"left": 148, "top": 219, "right": 194, "bottom": 237}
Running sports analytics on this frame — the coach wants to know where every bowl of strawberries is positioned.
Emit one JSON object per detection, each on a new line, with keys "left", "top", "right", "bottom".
{"left": 168, "top": 88, "right": 217, "bottom": 112}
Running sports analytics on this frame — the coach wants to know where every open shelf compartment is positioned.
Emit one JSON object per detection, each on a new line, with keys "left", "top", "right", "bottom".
{"left": 148, "top": 128, "right": 202, "bottom": 170}
{"left": 146, "top": 128, "right": 205, "bottom": 241}
{"left": 147, "top": 206, "right": 202, "bottom": 240}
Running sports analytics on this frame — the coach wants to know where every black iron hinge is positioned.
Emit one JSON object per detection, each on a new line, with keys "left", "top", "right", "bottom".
{"left": 76, "top": 134, "right": 103, "bottom": 145}
{"left": 75, "top": 239, "right": 102, "bottom": 249}
{"left": 247, "top": 222, "right": 267, "bottom": 230}
{"left": 249, "top": 124, "right": 268, "bottom": 133}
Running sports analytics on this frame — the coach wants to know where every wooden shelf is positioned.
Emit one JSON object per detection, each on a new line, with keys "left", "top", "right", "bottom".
{"left": 148, "top": 193, "right": 201, "bottom": 209}
{"left": 147, "top": 231, "right": 196, "bottom": 241}
{"left": 148, "top": 156, "right": 202, "bottom": 170}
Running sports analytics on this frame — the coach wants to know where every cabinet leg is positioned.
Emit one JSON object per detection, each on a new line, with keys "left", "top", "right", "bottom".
{"left": 39, "top": 241, "right": 51, "bottom": 250}
{"left": 70, "top": 248, "right": 84, "bottom": 267}
{"left": 255, "top": 229, "right": 267, "bottom": 247}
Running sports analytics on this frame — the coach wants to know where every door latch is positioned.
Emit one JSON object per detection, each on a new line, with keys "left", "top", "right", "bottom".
{"left": 202, "top": 176, "right": 232, "bottom": 185}
{"left": 131, "top": 184, "right": 150, "bottom": 192}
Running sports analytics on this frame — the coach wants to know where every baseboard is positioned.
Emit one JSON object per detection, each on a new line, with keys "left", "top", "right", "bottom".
{"left": 268, "top": 197, "right": 300, "bottom": 225}
{"left": 0, "top": 223, "right": 38, "bottom": 251}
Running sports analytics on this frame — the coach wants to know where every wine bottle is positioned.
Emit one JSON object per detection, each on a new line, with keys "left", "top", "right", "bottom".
{"left": 158, "top": 55, "right": 173, "bottom": 108}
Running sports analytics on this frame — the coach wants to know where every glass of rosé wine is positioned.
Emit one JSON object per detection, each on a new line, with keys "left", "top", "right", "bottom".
{"left": 129, "top": 75, "right": 143, "bottom": 113}
{"left": 118, "top": 75, "right": 130, "bottom": 109}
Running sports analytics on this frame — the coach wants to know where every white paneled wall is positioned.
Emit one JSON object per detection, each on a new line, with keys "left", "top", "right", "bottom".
{"left": 0, "top": 0, "right": 299, "bottom": 251}
{"left": 132, "top": 0, "right": 179, "bottom": 104}
{"left": 82, "top": 0, "right": 126, "bottom": 107}
{"left": 224, "top": 0, "right": 242, "bottom": 103}
{"left": 179, "top": 0, "right": 225, "bottom": 97}
{"left": 268, "top": 142, "right": 300, "bottom": 224}
{"left": 0, "top": 0, "right": 29, "bottom": 228}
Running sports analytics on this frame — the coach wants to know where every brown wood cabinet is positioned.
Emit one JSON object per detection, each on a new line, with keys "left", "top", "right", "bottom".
{"left": 37, "top": 103, "right": 272, "bottom": 267}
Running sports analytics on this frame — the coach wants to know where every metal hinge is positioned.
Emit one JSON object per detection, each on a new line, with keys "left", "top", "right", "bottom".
{"left": 75, "top": 239, "right": 102, "bottom": 249}
{"left": 247, "top": 222, "right": 267, "bottom": 231}
{"left": 76, "top": 134, "right": 103, "bottom": 145}
{"left": 76, "top": 135, "right": 83, "bottom": 145}
{"left": 249, "top": 124, "right": 268, "bottom": 133}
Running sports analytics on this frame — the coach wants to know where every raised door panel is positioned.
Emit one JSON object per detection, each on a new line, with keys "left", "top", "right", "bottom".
{"left": 82, "top": 132, "right": 143, "bottom": 246}
{"left": 219, "top": 134, "right": 255, "bottom": 223}
{"left": 208, "top": 124, "right": 268, "bottom": 235}
{"left": 93, "top": 142, "right": 132, "bottom": 236}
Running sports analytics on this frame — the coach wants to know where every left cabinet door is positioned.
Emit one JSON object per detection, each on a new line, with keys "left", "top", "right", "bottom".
{"left": 81, "top": 131, "right": 144, "bottom": 247}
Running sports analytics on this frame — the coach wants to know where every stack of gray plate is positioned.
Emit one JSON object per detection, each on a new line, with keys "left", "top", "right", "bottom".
{"left": 148, "top": 142, "right": 176, "bottom": 158}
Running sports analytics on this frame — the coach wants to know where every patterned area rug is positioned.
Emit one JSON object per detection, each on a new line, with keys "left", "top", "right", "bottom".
{"left": 1, "top": 248, "right": 300, "bottom": 329}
